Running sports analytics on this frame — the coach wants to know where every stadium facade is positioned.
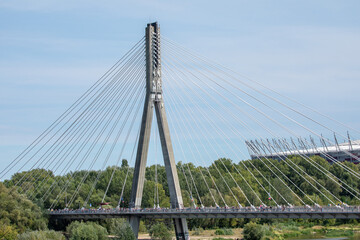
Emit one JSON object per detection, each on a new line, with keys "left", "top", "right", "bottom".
{"left": 246, "top": 137, "right": 360, "bottom": 164}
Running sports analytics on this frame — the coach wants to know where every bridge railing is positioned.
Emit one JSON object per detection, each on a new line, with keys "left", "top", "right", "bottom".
{"left": 48, "top": 206, "right": 360, "bottom": 215}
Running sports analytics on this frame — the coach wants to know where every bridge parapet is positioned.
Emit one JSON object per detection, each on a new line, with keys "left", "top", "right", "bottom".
{"left": 49, "top": 206, "right": 360, "bottom": 220}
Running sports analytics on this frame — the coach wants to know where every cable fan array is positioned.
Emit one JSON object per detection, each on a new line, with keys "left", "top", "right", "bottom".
{"left": 1, "top": 33, "right": 359, "bottom": 211}
{"left": 159, "top": 35, "right": 360, "bottom": 208}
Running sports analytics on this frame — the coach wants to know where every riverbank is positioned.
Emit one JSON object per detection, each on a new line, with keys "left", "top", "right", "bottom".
{"left": 138, "top": 224, "right": 360, "bottom": 240}
{"left": 267, "top": 224, "right": 360, "bottom": 240}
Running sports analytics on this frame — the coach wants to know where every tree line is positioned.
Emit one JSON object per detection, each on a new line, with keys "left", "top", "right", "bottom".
{"left": 1, "top": 155, "right": 360, "bottom": 238}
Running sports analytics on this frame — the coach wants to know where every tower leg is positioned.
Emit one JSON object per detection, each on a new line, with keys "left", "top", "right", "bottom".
{"left": 174, "top": 218, "right": 190, "bottom": 240}
{"left": 155, "top": 101, "right": 189, "bottom": 239}
{"left": 129, "top": 94, "right": 153, "bottom": 209}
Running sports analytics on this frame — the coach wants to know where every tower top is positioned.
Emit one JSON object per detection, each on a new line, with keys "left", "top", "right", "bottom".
{"left": 147, "top": 22, "right": 159, "bottom": 31}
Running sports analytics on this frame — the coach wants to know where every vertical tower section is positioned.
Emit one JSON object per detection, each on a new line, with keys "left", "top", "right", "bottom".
{"left": 129, "top": 23, "right": 155, "bottom": 210}
{"left": 129, "top": 22, "right": 189, "bottom": 240}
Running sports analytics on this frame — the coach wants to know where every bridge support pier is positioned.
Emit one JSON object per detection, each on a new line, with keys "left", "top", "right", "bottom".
{"left": 174, "top": 218, "right": 190, "bottom": 240}
{"left": 129, "top": 216, "right": 140, "bottom": 239}
{"left": 128, "top": 22, "right": 189, "bottom": 240}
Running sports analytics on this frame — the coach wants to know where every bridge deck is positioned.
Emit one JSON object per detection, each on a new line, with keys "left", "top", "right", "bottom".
{"left": 49, "top": 207, "right": 360, "bottom": 220}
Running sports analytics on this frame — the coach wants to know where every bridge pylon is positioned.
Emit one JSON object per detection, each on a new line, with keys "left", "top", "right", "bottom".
{"left": 129, "top": 22, "right": 189, "bottom": 240}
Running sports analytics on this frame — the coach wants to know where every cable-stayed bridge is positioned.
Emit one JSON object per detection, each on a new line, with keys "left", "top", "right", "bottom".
{"left": 2, "top": 22, "right": 360, "bottom": 240}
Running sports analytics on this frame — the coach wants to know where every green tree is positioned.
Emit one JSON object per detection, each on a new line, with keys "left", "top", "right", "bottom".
{"left": 67, "top": 221, "right": 108, "bottom": 240}
{"left": 0, "top": 224, "right": 18, "bottom": 240}
{"left": 17, "top": 230, "right": 65, "bottom": 240}
{"left": 121, "top": 159, "right": 129, "bottom": 168}
{"left": 110, "top": 219, "right": 135, "bottom": 240}
{"left": 0, "top": 183, "right": 47, "bottom": 234}
{"left": 243, "top": 222, "right": 264, "bottom": 240}
{"left": 149, "top": 222, "right": 172, "bottom": 240}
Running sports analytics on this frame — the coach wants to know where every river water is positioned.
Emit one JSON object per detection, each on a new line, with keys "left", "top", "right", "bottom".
{"left": 291, "top": 234, "right": 360, "bottom": 240}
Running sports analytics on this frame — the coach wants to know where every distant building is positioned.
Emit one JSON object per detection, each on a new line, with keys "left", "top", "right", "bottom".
{"left": 246, "top": 138, "right": 360, "bottom": 164}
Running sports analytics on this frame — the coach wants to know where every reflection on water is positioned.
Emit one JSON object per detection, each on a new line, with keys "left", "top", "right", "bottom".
{"left": 292, "top": 233, "right": 360, "bottom": 240}
{"left": 298, "top": 238, "right": 348, "bottom": 240}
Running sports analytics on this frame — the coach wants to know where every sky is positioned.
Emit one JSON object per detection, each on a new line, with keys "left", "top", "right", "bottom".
{"left": 0, "top": 0, "right": 360, "bottom": 179}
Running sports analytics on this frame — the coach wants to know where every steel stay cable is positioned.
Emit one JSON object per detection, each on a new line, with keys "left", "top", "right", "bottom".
{"left": 33, "top": 69, "right": 140, "bottom": 200}
{"left": 161, "top": 59, "right": 309, "bottom": 206}
{"left": 274, "top": 139, "right": 360, "bottom": 201}
{"left": 15, "top": 45, "right": 146, "bottom": 190}
{"left": 154, "top": 45, "right": 246, "bottom": 206}
{"left": 101, "top": 98, "right": 144, "bottom": 203}
{"left": 44, "top": 74, "right": 144, "bottom": 206}
{"left": 173, "top": 139, "right": 200, "bottom": 207}
{"left": 166, "top": 102, "right": 203, "bottom": 207}
{"left": 175, "top": 134, "right": 203, "bottom": 207}
{"left": 117, "top": 127, "right": 141, "bottom": 207}
{"left": 83, "top": 90, "right": 144, "bottom": 207}
{"left": 161, "top": 46, "right": 349, "bottom": 205}
{"left": 160, "top": 36, "right": 360, "bottom": 189}
{"left": 156, "top": 130, "right": 160, "bottom": 207}
{"left": 163, "top": 78, "right": 244, "bottom": 207}
{"left": 50, "top": 68, "right": 145, "bottom": 208}
{"left": 176, "top": 164, "right": 198, "bottom": 207}
{"left": 151, "top": 44, "right": 204, "bottom": 207}
{"left": 151, "top": 38, "right": 206, "bottom": 207}
{"left": 0, "top": 37, "right": 145, "bottom": 180}
{"left": 102, "top": 101, "right": 143, "bottom": 204}
{"left": 163, "top": 67, "right": 267, "bottom": 207}
{"left": 12, "top": 41, "right": 145, "bottom": 186}
{"left": 43, "top": 60, "right": 146, "bottom": 203}
{"left": 293, "top": 142, "right": 360, "bottom": 179}
{"left": 163, "top": 84, "right": 227, "bottom": 207}
{"left": 65, "top": 77, "right": 146, "bottom": 208}
{"left": 161, "top": 52, "right": 318, "bottom": 206}
{"left": 161, "top": 55, "right": 332, "bottom": 206}
{"left": 184, "top": 166, "right": 203, "bottom": 207}
{"left": 192, "top": 72, "right": 360, "bottom": 204}
{"left": 51, "top": 80, "right": 144, "bottom": 209}
{"left": 161, "top": 69, "right": 246, "bottom": 206}
{"left": 46, "top": 66, "right": 145, "bottom": 207}
{"left": 20, "top": 45, "right": 146, "bottom": 189}
{"left": 24, "top": 51, "right": 146, "bottom": 197}
{"left": 250, "top": 144, "right": 337, "bottom": 205}
{"left": 161, "top": 36, "right": 360, "bottom": 139}
{"left": 162, "top": 39, "right": 360, "bottom": 167}
{"left": 227, "top": 101, "right": 360, "bottom": 204}
{"left": 165, "top": 93, "right": 218, "bottom": 207}
{"left": 153, "top": 120, "right": 159, "bottom": 208}
{"left": 162, "top": 39, "right": 357, "bottom": 169}
{"left": 161, "top": 56, "right": 285, "bottom": 206}
{"left": 36, "top": 55, "right": 146, "bottom": 200}
{"left": 153, "top": 123, "right": 157, "bottom": 208}
{"left": 24, "top": 56, "right": 146, "bottom": 198}
{"left": 83, "top": 86, "right": 145, "bottom": 207}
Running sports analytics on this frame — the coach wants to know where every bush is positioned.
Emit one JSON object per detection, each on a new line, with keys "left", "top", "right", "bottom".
{"left": 243, "top": 222, "right": 264, "bottom": 240}
{"left": 0, "top": 183, "right": 47, "bottom": 234}
{"left": 215, "top": 228, "right": 233, "bottom": 235}
{"left": 0, "top": 224, "right": 18, "bottom": 240}
{"left": 193, "top": 227, "right": 203, "bottom": 235}
{"left": 67, "top": 221, "right": 108, "bottom": 240}
{"left": 215, "top": 229, "right": 225, "bottom": 235}
{"left": 223, "top": 228, "right": 233, "bottom": 235}
{"left": 111, "top": 219, "right": 135, "bottom": 240}
{"left": 17, "top": 230, "right": 65, "bottom": 240}
{"left": 149, "top": 222, "right": 172, "bottom": 240}
{"left": 139, "top": 220, "right": 147, "bottom": 233}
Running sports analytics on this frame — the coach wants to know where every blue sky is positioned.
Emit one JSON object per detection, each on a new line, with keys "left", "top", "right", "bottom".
{"left": 1, "top": 1, "right": 360, "bottom": 179}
